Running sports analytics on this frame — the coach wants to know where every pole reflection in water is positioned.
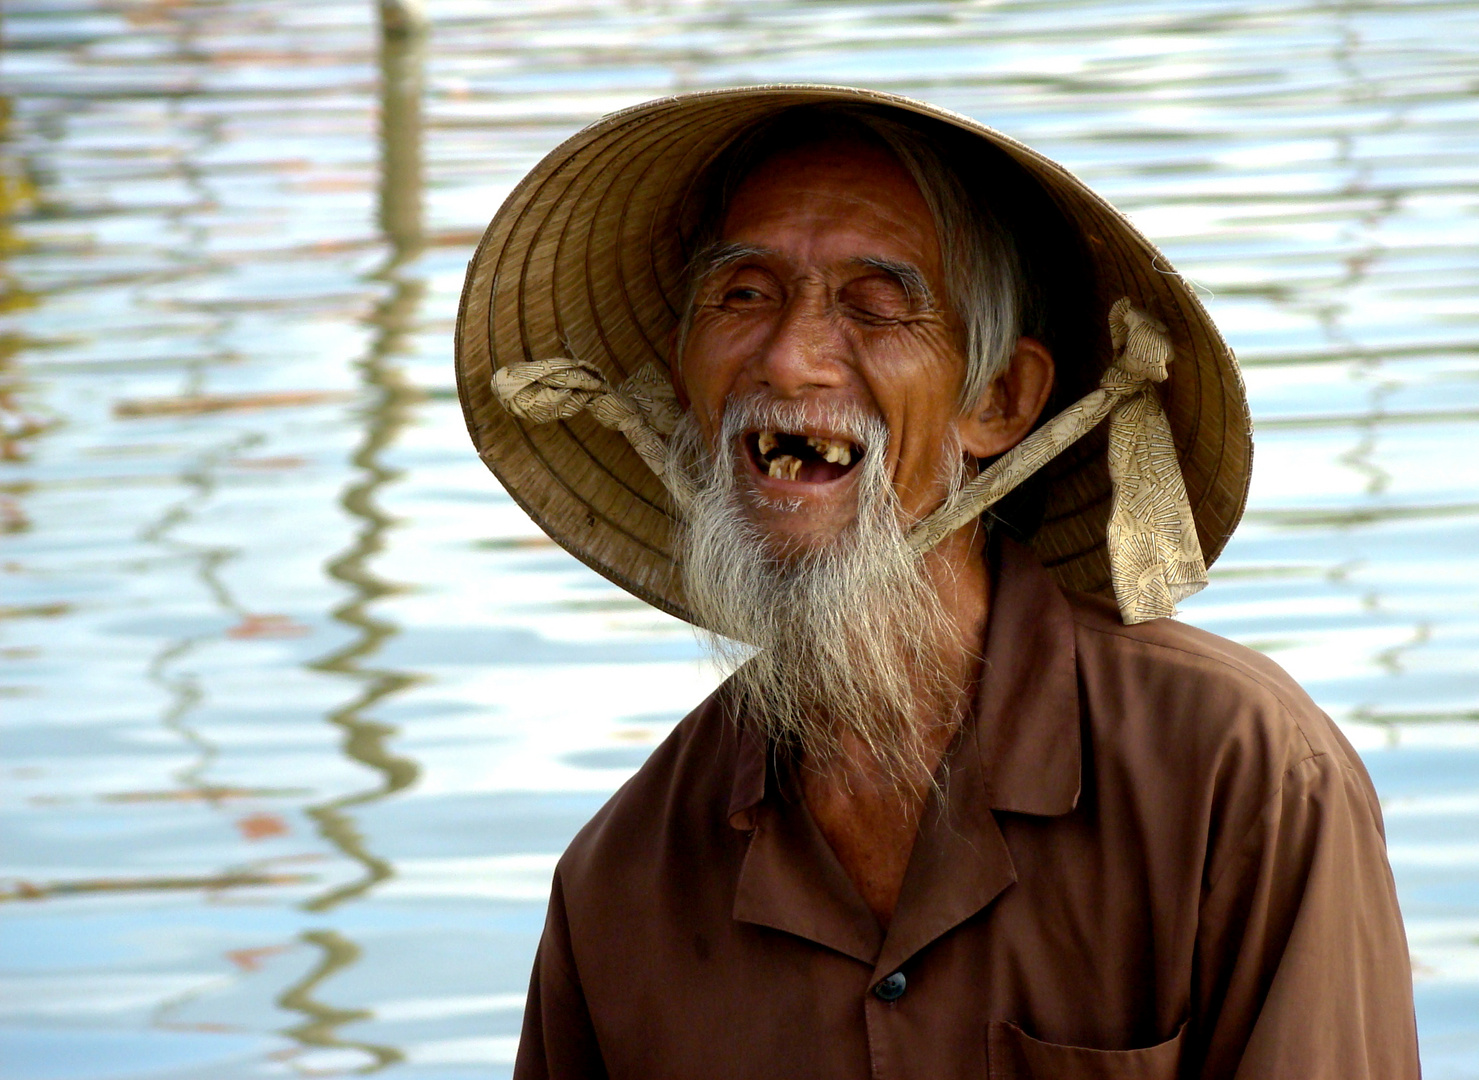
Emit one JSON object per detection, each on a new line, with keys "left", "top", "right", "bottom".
{"left": 303, "top": 0, "right": 426, "bottom": 914}
{"left": 279, "top": 8, "right": 428, "bottom": 1070}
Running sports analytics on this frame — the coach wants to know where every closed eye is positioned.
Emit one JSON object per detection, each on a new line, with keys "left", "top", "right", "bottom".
{"left": 841, "top": 302, "right": 902, "bottom": 325}
{"left": 839, "top": 274, "right": 920, "bottom": 324}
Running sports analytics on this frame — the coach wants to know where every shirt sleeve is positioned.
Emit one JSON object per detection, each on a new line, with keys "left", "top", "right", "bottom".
{"left": 1192, "top": 750, "right": 1420, "bottom": 1080}
{"left": 514, "top": 868, "right": 609, "bottom": 1080}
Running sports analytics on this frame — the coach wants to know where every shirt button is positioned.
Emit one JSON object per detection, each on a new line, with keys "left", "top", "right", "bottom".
{"left": 873, "top": 971, "right": 907, "bottom": 1002}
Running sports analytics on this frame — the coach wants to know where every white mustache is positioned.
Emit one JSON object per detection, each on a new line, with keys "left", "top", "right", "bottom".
{"left": 717, "top": 393, "right": 887, "bottom": 459}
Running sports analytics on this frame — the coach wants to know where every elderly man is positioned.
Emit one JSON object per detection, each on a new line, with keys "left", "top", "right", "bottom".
{"left": 457, "top": 88, "right": 1419, "bottom": 1079}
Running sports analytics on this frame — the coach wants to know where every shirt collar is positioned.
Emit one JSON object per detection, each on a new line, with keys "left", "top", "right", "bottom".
{"left": 727, "top": 720, "right": 767, "bottom": 831}
{"left": 868, "top": 537, "right": 1084, "bottom": 969}
{"left": 975, "top": 534, "right": 1083, "bottom": 816}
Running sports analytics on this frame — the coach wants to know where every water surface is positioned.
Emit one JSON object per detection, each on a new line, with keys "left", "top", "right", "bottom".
{"left": 3, "top": 1, "right": 1478, "bottom": 1077}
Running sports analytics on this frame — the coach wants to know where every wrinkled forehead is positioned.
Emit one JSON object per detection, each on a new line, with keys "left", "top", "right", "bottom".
{"left": 715, "top": 139, "right": 942, "bottom": 274}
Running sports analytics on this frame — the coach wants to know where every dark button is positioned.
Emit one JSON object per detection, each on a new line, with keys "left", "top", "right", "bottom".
{"left": 873, "top": 971, "right": 907, "bottom": 1002}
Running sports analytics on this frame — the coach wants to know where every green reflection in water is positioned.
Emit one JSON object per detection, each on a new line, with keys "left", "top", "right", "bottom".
{"left": 278, "top": 929, "right": 404, "bottom": 1073}
{"left": 275, "top": 13, "right": 429, "bottom": 1072}
{"left": 300, "top": 3, "right": 427, "bottom": 918}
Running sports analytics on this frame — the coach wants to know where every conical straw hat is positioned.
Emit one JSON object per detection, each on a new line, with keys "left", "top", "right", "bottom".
{"left": 456, "top": 85, "right": 1252, "bottom": 625}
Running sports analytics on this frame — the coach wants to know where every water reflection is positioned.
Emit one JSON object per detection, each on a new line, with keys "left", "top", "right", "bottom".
{"left": 279, "top": 929, "right": 403, "bottom": 1074}
{"left": 300, "top": 11, "right": 426, "bottom": 917}
{"left": 279, "top": 22, "right": 430, "bottom": 1072}
{"left": 141, "top": 438, "right": 252, "bottom": 813}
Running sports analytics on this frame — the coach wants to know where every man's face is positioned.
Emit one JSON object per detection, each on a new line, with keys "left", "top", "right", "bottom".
{"left": 675, "top": 137, "right": 970, "bottom": 552}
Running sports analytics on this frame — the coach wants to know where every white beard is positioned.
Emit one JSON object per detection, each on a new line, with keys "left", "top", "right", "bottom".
{"left": 664, "top": 394, "right": 971, "bottom": 788}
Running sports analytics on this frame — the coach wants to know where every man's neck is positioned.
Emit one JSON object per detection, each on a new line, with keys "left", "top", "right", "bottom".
{"left": 802, "top": 525, "right": 992, "bottom": 928}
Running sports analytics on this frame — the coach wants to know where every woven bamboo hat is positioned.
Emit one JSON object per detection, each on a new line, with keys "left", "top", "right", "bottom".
{"left": 455, "top": 85, "right": 1252, "bottom": 625}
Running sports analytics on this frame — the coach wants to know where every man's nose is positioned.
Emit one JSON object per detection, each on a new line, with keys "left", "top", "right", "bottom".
{"left": 749, "top": 294, "right": 849, "bottom": 397}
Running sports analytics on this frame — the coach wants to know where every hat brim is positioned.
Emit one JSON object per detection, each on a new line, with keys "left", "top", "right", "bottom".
{"left": 456, "top": 84, "right": 1252, "bottom": 624}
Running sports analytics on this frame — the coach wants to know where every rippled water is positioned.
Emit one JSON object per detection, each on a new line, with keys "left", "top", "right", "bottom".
{"left": 2, "top": 1, "right": 1477, "bottom": 1076}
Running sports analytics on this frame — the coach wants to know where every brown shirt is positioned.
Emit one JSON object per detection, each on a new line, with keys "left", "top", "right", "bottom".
{"left": 514, "top": 539, "right": 1420, "bottom": 1080}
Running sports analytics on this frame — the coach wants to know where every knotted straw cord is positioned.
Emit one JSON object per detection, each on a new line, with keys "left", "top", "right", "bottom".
{"left": 491, "top": 358, "right": 679, "bottom": 478}
{"left": 490, "top": 297, "right": 1208, "bottom": 624}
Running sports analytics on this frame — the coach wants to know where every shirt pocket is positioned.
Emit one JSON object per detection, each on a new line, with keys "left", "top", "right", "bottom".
{"left": 987, "top": 1019, "right": 1185, "bottom": 1080}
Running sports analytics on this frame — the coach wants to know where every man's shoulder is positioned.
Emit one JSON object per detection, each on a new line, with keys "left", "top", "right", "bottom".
{"left": 555, "top": 685, "right": 742, "bottom": 899}
{"left": 1062, "top": 590, "right": 1385, "bottom": 880}
{"left": 1063, "top": 589, "right": 1363, "bottom": 784}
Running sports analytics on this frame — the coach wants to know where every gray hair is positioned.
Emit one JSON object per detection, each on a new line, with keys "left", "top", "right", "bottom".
{"left": 680, "top": 105, "right": 1030, "bottom": 412}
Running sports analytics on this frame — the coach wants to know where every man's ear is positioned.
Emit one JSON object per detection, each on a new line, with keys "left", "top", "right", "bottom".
{"left": 956, "top": 336, "right": 1055, "bottom": 459}
{"left": 665, "top": 324, "right": 691, "bottom": 410}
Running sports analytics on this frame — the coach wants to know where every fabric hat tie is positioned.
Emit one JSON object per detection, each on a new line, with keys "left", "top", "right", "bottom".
{"left": 492, "top": 297, "right": 1207, "bottom": 625}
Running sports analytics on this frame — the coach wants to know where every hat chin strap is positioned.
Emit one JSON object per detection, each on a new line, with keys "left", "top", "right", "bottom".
{"left": 492, "top": 297, "right": 1207, "bottom": 625}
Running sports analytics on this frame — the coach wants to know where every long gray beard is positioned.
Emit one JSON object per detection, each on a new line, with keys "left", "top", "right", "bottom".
{"left": 664, "top": 395, "right": 970, "bottom": 788}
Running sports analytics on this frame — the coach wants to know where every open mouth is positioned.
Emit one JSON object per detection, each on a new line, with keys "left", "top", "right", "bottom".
{"left": 746, "top": 429, "right": 864, "bottom": 484}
